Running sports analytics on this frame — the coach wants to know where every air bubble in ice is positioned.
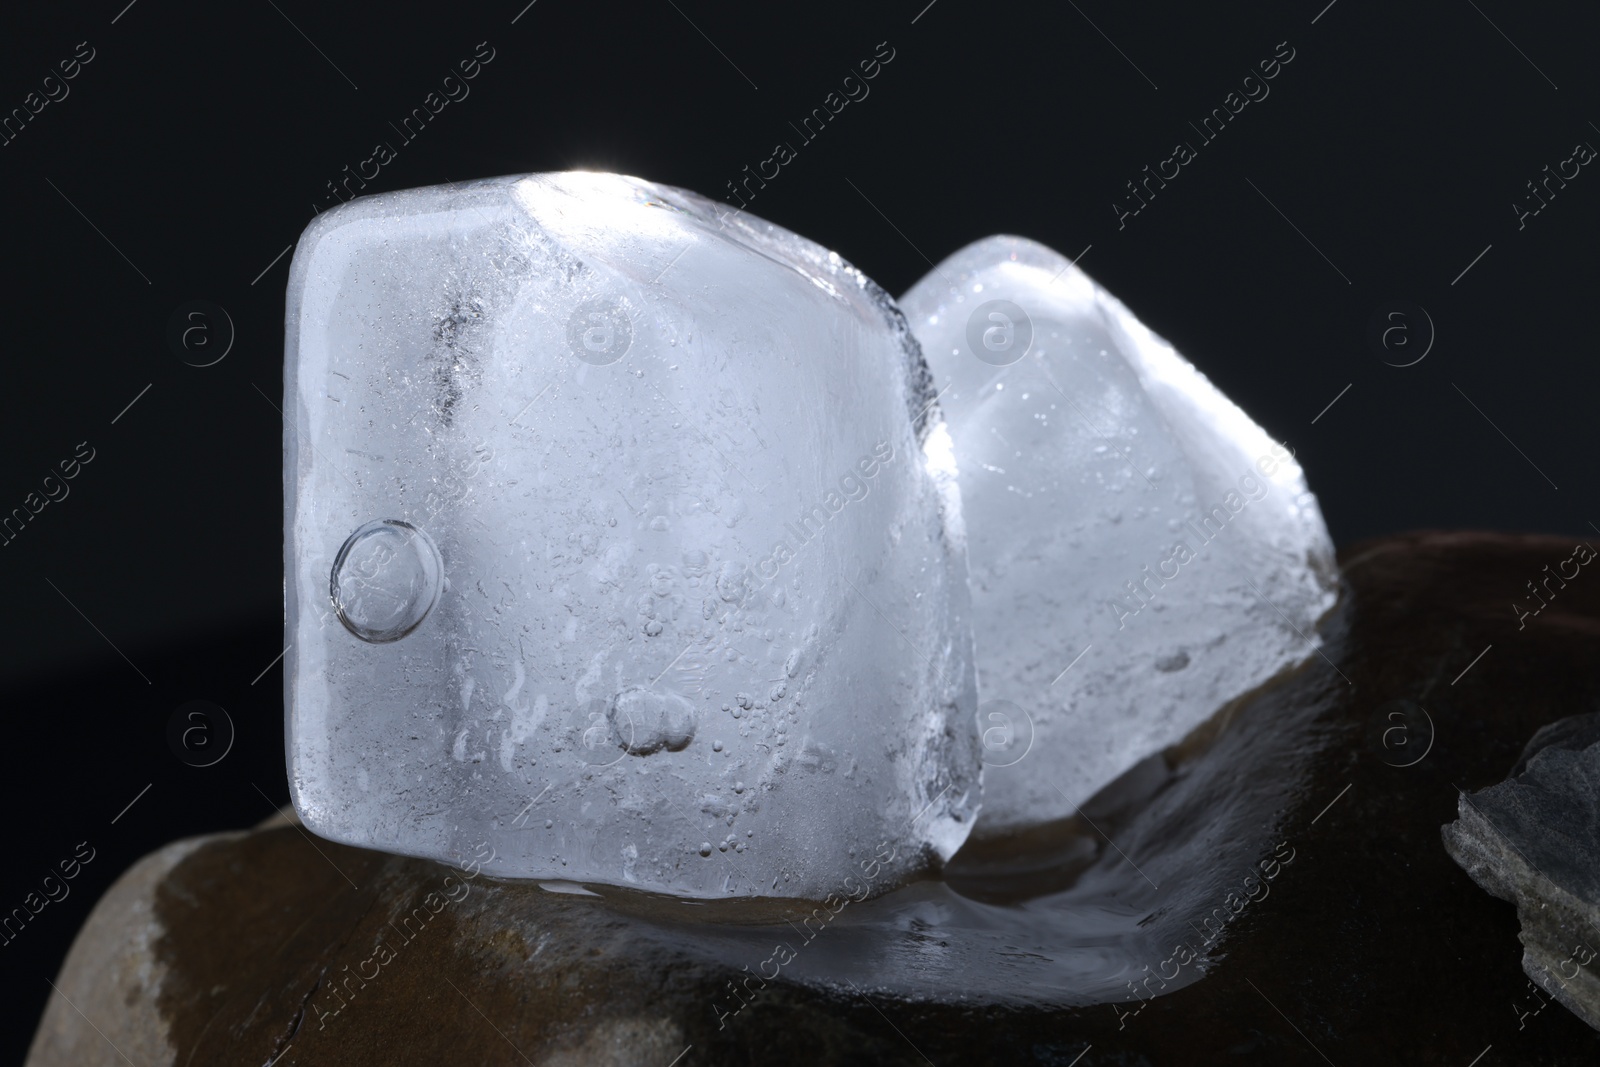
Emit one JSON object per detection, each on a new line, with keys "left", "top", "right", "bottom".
{"left": 329, "top": 519, "right": 443, "bottom": 643}
{"left": 609, "top": 687, "right": 697, "bottom": 755}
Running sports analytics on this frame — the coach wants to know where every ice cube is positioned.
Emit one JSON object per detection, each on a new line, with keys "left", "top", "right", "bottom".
{"left": 284, "top": 173, "right": 980, "bottom": 899}
{"left": 900, "top": 236, "right": 1337, "bottom": 838}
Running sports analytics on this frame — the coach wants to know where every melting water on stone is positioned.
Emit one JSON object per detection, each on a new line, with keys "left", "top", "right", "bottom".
{"left": 504, "top": 659, "right": 1330, "bottom": 1009}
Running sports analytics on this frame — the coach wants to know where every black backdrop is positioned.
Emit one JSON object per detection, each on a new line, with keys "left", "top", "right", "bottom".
{"left": 2, "top": 0, "right": 1596, "bottom": 1055}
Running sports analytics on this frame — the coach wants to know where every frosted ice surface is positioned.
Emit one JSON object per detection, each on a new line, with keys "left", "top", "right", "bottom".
{"left": 284, "top": 173, "right": 981, "bottom": 899}
{"left": 900, "top": 236, "right": 1337, "bottom": 838}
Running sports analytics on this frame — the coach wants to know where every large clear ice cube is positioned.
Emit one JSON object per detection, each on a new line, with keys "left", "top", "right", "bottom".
{"left": 284, "top": 173, "right": 980, "bottom": 898}
{"left": 901, "top": 236, "right": 1337, "bottom": 837}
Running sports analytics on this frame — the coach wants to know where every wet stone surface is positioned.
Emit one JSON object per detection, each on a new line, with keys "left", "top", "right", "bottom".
{"left": 28, "top": 532, "right": 1600, "bottom": 1065}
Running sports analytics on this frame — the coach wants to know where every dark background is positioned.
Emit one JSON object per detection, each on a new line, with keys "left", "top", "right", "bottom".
{"left": 2, "top": 0, "right": 1595, "bottom": 1056}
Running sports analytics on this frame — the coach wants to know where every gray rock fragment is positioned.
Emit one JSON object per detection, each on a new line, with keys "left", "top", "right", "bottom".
{"left": 1442, "top": 711, "right": 1600, "bottom": 1032}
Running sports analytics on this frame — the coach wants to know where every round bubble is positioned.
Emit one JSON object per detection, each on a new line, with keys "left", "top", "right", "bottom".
{"left": 330, "top": 519, "right": 444, "bottom": 643}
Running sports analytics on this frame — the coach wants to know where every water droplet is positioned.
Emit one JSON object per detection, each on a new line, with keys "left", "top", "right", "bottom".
{"left": 699, "top": 842, "right": 712, "bottom": 857}
{"left": 712, "top": 739, "right": 724, "bottom": 752}
{"left": 330, "top": 519, "right": 443, "bottom": 642}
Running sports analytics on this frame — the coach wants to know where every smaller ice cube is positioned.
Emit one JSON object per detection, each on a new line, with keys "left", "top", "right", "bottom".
{"left": 901, "top": 236, "right": 1337, "bottom": 837}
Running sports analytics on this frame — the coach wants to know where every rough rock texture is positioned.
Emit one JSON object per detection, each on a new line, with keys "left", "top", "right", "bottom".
{"left": 25, "top": 807, "right": 296, "bottom": 1067}
{"left": 1444, "top": 712, "right": 1600, "bottom": 1031}
{"left": 23, "top": 836, "right": 198, "bottom": 1067}
{"left": 28, "top": 533, "right": 1600, "bottom": 1065}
